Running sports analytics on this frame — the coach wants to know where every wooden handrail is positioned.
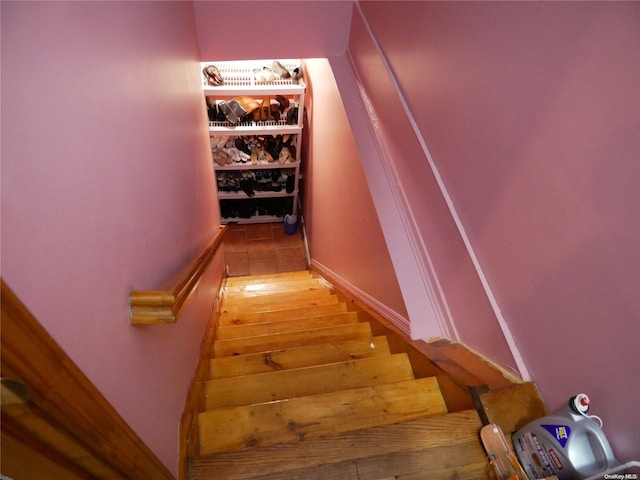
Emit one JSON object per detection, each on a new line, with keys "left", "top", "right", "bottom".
{"left": 1, "top": 279, "right": 176, "bottom": 480}
{"left": 129, "top": 225, "right": 228, "bottom": 325}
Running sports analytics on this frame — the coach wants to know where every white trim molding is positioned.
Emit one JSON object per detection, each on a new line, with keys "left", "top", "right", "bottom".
{"left": 311, "top": 259, "right": 411, "bottom": 337}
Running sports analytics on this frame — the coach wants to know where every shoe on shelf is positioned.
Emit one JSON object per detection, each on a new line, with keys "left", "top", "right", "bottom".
{"left": 275, "top": 95, "right": 290, "bottom": 111}
{"left": 254, "top": 66, "right": 275, "bottom": 83}
{"left": 286, "top": 107, "right": 299, "bottom": 125}
{"left": 203, "top": 65, "right": 224, "bottom": 86}
{"left": 291, "top": 67, "right": 303, "bottom": 84}
{"left": 218, "top": 97, "right": 260, "bottom": 124}
{"left": 261, "top": 97, "right": 271, "bottom": 122}
{"left": 278, "top": 146, "right": 291, "bottom": 164}
{"left": 271, "top": 60, "right": 291, "bottom": 78}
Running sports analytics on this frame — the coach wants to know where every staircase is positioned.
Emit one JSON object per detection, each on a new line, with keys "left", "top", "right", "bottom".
{"left": 187, "top": 270, "right": 490, "bottom": 480}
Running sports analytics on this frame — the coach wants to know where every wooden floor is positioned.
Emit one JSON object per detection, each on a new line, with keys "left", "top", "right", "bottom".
{"left": 222, "top": 223, "right": 308, "bottom": 276}
{"left": 184, "top": 270, "right": 540, "bottom": 480}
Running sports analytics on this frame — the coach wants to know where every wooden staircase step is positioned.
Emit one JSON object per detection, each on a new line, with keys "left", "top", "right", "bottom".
{"left": 218, "top": 302, "right": 348, "bottom": 327}
{"left": 221, "top": 292, "right": 340, "bottom": 315}
{"left": 224, "top": 271, "right": 314, "bottom": 287}
{"left": 198, "top": 377, "right": 447, "bottom": 455}
{"left": 213, "top": 322, "right": 374, "bottom": 357}
{"left": 223, "top": 287, "right": 332, "bottom": 306}
{"left": 216, "top": 311, "right": 359, "bottom": 340}
{"left": 209, "top": 336, "right": 391, "bottom": 379}
{"left": 223, "top": 279, "right": 328, "bottom": 298}
{"left": 189, "top": 409, "right": 484, "bottom": 480}
{"left": 204, "top": 353, "right": 414, "bottom": 409}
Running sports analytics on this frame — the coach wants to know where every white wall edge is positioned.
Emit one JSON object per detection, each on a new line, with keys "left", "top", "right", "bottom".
{"left": 343, "top": 51, "right": 459, "bottom": 343}
{"left": 328, "top": 53, "right": 445, "bottom": 341}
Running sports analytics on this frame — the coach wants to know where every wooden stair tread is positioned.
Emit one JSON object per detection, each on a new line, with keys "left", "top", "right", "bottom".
{"left": 223, "top": 288, "right": 333, "bottom": 307}
{"left": 216, "top": 311, "right": 359, "bottom": 340}
{"left": 213, "top": 322, "right": 373, "bottom": 357}
{"left": 204, "top": 353, "right": 414, "bottom": 409}
{"left": 198, "top": 377, "right": 447, "bottom": 455}
{"left": 209, "top": 336, "right": 391, "bottom": 379}
{"left": 189, "top": 409, "right": 484, "bottom": 480}
{"left": 218, "top": 302, "right": 349, "bottom": 326}
{"left": 221, "top": 293, "right": 340, "bottom": 314}
{"left": 223, "top": 271, "right": 314, "bottom": 287}
{"left": 223, "top": 279, "right": 328, "bottom": 297}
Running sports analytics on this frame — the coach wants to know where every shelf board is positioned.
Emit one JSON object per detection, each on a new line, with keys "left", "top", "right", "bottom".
{"left": 208, "top": 123, "right": 302, "bottom": 135}
{"left": 203, "top": 83, "right": 305, "bottom": 97}
{"left": 217, "top": 191, "right": 297, "bottom": 200}
{"left": 221, "top": 215, "right": 285, "bottom": 225}
{"left": 214, "top": 161, "right": 299, "bottom": 171}
{"left": 201, "top": 59, "right": 305, "bottom": 96}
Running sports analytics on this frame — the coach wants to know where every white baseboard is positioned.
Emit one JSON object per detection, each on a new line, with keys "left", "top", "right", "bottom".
{"left": 310, "top": 259, "right": 411, "bottom": 337}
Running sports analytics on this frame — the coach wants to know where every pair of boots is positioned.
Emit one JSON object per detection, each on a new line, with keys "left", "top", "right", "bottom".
{"left": 217, "top": 96, "right": 260, "bottom": 124}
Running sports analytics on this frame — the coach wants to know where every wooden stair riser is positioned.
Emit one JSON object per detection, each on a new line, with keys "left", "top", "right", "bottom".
{"left": 218, "top": 302, "right": 348, "bottom": 327}
{"left": 221, "top": 293, "right": 340, "bottom": 315}
{"left": 228, "top": 442, "right": 487, "bottom": 480}
{"left": 208, "top": 336, "right": 391, "bottom": 379}
{"left": 204, "top": 353, "right": 415, "bottom": 409}
{"left": 189, "top": 410, "right": 483, "bottom": 480}
{"left": 213, "top": 322, "right": 373, "bottom": 357}
{"left": 216, "top": 311, "right": 359, "bottom": 340}
{"left": 198, "top": 377, "right": 447, "bottom": 455}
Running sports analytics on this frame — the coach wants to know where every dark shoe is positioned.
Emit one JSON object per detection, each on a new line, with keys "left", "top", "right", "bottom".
{"left": 286, "top": 107, "right": 299, "bottom": 125}
{"left": 207, "top": 104, "right": 218, "bottom": 122}
{"left": 270, "top": 103, "right": 281, "bottom": 120}
{"left": 291, "top": 67, "right": 303, "bottom": 84}
{"left": 240, "top": 178, "right": 256, "bottom": 197}
{"left": 286, "top": 174, "right": 295, "bottom": 193}
{"left": 275, "top": 95, "right": 290, "bottom": 111}
{"left": 235, "top": 137, "right": 251, "bottom": 155}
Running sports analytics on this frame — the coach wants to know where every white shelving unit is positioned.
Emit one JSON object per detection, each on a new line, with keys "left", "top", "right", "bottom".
{"left": 201, "top": 59, "right": 305, "bottom": 224}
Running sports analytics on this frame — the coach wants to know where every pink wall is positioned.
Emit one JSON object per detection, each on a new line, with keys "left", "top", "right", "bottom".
{"left": 194, "top": 1, "right": 353, "bottom": 61}
{"left": 337, "top": 7, "right": 520, "bottom": 375}
{"left": 357, "top": 1, "right": 640, "bottom": 461}
{"left": 302, "top": 59, "right": 410, "bottom": 327}
{"left": 1, "top": 2, "right": 223, "bottom": 474}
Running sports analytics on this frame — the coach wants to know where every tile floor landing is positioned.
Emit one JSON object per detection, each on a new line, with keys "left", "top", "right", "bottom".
{"left": 223, "top": 223, "right": 308, "bottom": 277}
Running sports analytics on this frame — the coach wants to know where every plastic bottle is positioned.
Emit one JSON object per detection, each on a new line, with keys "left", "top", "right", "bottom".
{"left": 512, "top": 394, "right": 619, "bottom": 480}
